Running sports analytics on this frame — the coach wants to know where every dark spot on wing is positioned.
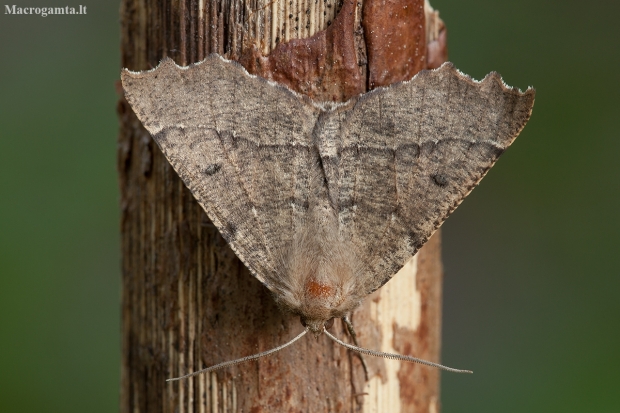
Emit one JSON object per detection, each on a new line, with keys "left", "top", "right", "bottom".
{"left": 432, "top": 174, "right": 448, "bottom": 187}
{"left": 203, "top": 163, "right": 221, "bottom": 176}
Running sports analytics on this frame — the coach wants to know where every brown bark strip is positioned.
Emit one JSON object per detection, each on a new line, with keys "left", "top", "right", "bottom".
{"left": 363, "top": 0, "right": 427, "bottom": 88}
{"left": 118, "top": 0, "right": 448, "bottom": 411}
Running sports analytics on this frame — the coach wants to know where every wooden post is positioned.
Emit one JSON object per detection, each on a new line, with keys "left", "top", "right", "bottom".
{"left": 118, "top": 0, "right": 448, "bottom": 411}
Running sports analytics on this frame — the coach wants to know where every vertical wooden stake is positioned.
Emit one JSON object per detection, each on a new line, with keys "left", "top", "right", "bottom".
{"left": 118, "top": 0, "right": 448, "bottom": 411}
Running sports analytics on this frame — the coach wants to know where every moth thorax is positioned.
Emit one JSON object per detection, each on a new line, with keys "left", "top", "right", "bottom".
{"left": 296, "top": 264, "right": 359, "bottom": 336}
{"left": 301, "top": 275, "right": 343, "bottom": 312}
{"left": 305, "top": 278, "right": 334, "bottom": 299}
{"left": 300, "top": 277, "right": 339, "bottom": 330}
{"left": 301, "top": 278, "right": 339, "bottom": 337}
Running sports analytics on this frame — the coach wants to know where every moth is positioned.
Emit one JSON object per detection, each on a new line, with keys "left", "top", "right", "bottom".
{"left": 121, "top": 54, "right": 535, "bottom": 381}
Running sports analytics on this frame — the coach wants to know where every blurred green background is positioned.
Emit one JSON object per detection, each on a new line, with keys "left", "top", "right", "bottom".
{"left": 0, "top": 0, "right": 617, "bottom": 412}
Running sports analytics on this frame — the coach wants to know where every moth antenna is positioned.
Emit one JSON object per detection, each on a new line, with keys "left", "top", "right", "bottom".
{"left": 167, "top": 329, "right": 308, "bottom": 382}
{"left": 323, "top": 328, "right": 473, "bottom": 374}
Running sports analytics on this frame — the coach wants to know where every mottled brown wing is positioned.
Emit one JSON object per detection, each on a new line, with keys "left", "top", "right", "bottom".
{"left": 319, "top": 62, "right": 535, "bottom": 294}
{"left": 121, "top": 55, "right": 321, "bottom": 288}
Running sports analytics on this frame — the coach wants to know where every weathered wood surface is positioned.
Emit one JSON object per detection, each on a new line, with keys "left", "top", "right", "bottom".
{"left": 118, "top": 0, "right": 448, "bottom": 411}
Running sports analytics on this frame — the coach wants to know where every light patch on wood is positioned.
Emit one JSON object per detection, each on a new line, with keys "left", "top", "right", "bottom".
{"left": 429, "top": 395, "right": 438, "bottom": 413}
{"left": 363, "top": 255, "right": 421, "bottom": 413}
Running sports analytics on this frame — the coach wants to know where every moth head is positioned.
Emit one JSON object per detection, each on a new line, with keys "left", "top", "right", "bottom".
{"left": 300, "top": 316, "right": 334, "bottom": 338}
